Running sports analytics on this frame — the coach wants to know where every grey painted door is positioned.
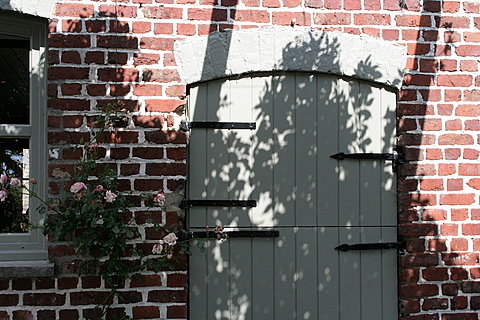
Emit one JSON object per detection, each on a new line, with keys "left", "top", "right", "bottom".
{"left": 187, "top": 73, "right": 398, "bottom": 320}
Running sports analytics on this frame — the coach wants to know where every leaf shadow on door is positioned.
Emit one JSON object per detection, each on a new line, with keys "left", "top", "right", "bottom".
{"left": 188, "top": 32, "right": 401, "bottom": 320}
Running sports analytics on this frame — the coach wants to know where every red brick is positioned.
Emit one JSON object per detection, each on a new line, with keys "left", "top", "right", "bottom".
{"left": 86, "top": 20, "right": 106, "bottom": 32}
{"left": 142, "top": 69, "right": 180, "bottom": 82}
{"left": 447, "top": 179, "right": 463, "bottom": 192}
{"left": 438, "top": 75, "right": 473, "bottom": 87}
{"left": 49, "top": 67, "right": 89, "bottom": 80}
{"left": 97, "top": 68, "right": 139, "bottom": 82}
{"left": 167, "top": 273, "right": 187, "bottom": 287}
{"left": 425, "top": 148, "right": 442, "bottom": 160}
{"left": 24, "top": 293, "right": 66, "bottom": 306}
{"left": 399, "top": 223, "right": 437, "bottom": 237}
{"left": 146, "top": 163, "right": 186, "bottom": 176}
{"left": 145, "top": 99, "right": 184, "bottom": 112}
{"left": 445, "top": 119, "right": 462, "bottom": 131}
{"left": 87, "top": 84, "right": 107, "bottom": 96}
{"left": 234, "top": 9, "right": 270, "bottom": 22}
{"left": 12, "top": 310, "right": 33, "bottom": 320}
{"left": 421, "top": 209, "right": 446, "bottom": 221}
{"left": 167, "top": 305, "right": 187, "bottom": 318}
{"left": 419, "top": 179, "right": 443, "bottom": 191}
{"left": 133, "top": 306, "right": 160, "bottom": 319}
{"left": 61, "top": 51, "right": 81, "bottom": 64}
{"left": 451, "top": 295, "right": 468, "bottom": 310}
{"left": 401, "top": 299, "right": 420, "bottom": 314}
{"left": 443, "top": 253, "right": 479, "bottom": 265}
{"left": 440, "top": 193, "right": 475, "bottom": 205}
{"left": 436, "top": 16, "right": 470, "bottom": 28}
{"left": 464, "top": 148, "right": 480, "bottom": 160}
{"left": 55, "top": 3, "right": 94, "bottom": 17}
{"left": 429, "top": 238, "right": 447, "bottom": 252}
{"left": 59, "top": 309, "right": 78, "bottom": 320}
{"left": 460, "top": 60, "right": 478, "bottom": 72}
{"left": 354, "top": 13, "right": 390, "bottom": 25}
{"left": 395, "top": 15, "right": 431, "bottom": 27}
{"left": 97, "top": 35, "right": 138, "bottom": 49}
{"left": 439, "top": 134, "right": 473, "bottom": 145}
{"left": 147, "top": 290, "right": 187, "bottom": 303}
{"left": 133, "top": 53, "right": 160, "bottom": 66}
{"left": 133, "top": 84, "right": 163, "bottom": 96}
{"left": 456, "top": 104, "right": 480, "bottom": 116}
{"left": 12, "top": 279, "right": 32, "bottom": 290}
{"left": 133, "top": 21, "right": 152, "bottom": 33}
{"left": 49, "top": 34, "right": 91, "bottom": 48}
{"left": 98, "top": 5, "right": 137, "bottom": 17}
{"left": 441, "top": 223, "right": 458, "bottom": 236}
{"left": 451, "top": 266, "right": 470, "bottom": 277}
{"left": 133, "top": 147, "right": 164, "bottom": 159}
{"left": 109, "top": 20, "right": 130, "bottom": 33}
{"left": 187, "top": 8, "right": 227, "bottom": 21}
{"left": 459, "top": 164, "right": 480, "bottom": 176}
{"left": 70, "top": 291, "right": 113, "bottom": 305}
{"left": 58, "top": 277, "right": 78, "bottom": 290}
{"left": 422, "top": 268, "right": 448, "bottom": 281}
{"left": 400, "top": 284, "right": 439, "bottom": 298}
{"left": 145, "top": 131, "right": 186, "bottom": 144}
{"left": 422, "top": 298, "right": 448, "bottom": 310}
{"left": 451, "top": 238, "right": 468, "bottom": 251}
{"left": 85, "top": 51, "right": 105, "bottom": 64}
{"left": 61, "top": 83, "right": 81, "bottom": 96}
{"left": 273, "top": 12, "right": 311, "bottom": 26}
{"left": 0, "top": 294, "right": 19, "bottom": 306}
{"left": 324, "top": 0, "right": 341, "bottom": 9}
{"left": 154, "top": 23, "right": 174, "bottom": 34}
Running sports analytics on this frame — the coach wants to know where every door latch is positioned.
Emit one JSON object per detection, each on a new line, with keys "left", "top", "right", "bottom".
{"left": 330, "top": 147, "right": 404, "bottom": 172}
{"left": 335, "top": 241, "right": 406, "bottom": 255}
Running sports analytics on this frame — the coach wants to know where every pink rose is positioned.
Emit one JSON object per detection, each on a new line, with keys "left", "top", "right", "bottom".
{"left": 167, "top": 253, "right": 173, "bottom": 259}
{"left": 104, "top": 190, "right": 117, "bottom": 203}
{"left": 163, "top": 233, "right": 177, "bottom": 246}
{"left": 154, "top": 191, "right": 165, "bottom": 206}
{"left": 94, "top": 185, "right": 104, "bottom": 192}
{"left": 0, "top": 189, "right": 7, "bottom": 202}
{"left": 152, "top": 242, "right": 163, "bottom": 254}
{"left": 70, "top": 182, "right": 87, "bottom": 193}
{"left": 9, "top": 178, "right": 21, "bottom": 187}
{"left": 0, "top": 174, "right": 7, "bottom": 184}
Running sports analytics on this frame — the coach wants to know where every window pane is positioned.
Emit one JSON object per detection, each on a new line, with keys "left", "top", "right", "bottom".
{"left": 0, "top": 138, "right": 29, "bottom": 233}
{"left": 0, "top": 35, "right": 30, "bottom": 124}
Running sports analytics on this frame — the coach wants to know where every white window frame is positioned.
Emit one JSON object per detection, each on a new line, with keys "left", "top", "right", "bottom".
{"left": 0, "top": 12, "right": 48, "bottom": 261}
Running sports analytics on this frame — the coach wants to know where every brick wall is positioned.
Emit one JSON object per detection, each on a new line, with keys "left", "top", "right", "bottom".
{"left": 1, "top": 0, "right": 479, "bottom": 319}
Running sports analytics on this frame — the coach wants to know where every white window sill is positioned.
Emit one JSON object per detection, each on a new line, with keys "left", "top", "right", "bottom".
{"left": 0, "top": 261, "right": 54, "bottom": 278}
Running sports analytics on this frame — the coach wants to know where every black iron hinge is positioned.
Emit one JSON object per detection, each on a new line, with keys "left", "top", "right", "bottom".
{"left": 180, "top": 120, "right": 256, "bottom": 132}
{"left": 335, "top": 241, "right": 406, "bottom": 254}
{"left": 330, "top": 147, "right": 405, "bottom": 171}
{"left": 180, "top": 199, "right": 257, "bottom": 208}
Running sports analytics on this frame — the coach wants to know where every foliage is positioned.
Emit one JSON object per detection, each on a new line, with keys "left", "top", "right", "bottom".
{"left": 0, "top": 174, "right": 28, "bottom": 233}
{"left": 23, "top": 103, "right": 188, "bottom": 318}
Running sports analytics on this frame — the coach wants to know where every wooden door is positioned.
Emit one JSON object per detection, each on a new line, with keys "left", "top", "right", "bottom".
{"left": 186, "top": 73, "right": 398, "bottom": 319}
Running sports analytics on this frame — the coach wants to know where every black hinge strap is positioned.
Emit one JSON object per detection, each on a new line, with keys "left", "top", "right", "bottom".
{"left": 179, "top": 230, "right": 279, "bottom": 240}
{"left": 181, "top": 199, "right": 257, "bottom": 208}
{"left": 330, "top": 147, "right": 405, "bottom": 171}
{"left": 180, "top": 120, "right": 256, "bottom": 131}
{"left": 335, "top": 242, "right": 406, "bottom": 252}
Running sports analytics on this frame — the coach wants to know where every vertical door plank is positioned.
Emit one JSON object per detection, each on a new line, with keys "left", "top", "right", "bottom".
{"left": 228, "top": 77, "right": 254, "bottom": 228}
{"left": 317, "top": 75, "right": 339, "bottom": 227}
{"left": 189, "top": 239, "right": 209, "bottom": 320}
{"left": 272, "top": 74, "right": 296, "bottom": 227}
{"left": 188, "top": 85, "right": 208, "bottom": 228}
{"left": 296, "top": 227, "right": 318, "bottom": 319}
{"left": 338, "top": 79, "right": 360, "bottom": 227}
{"left": 229, "top": 238, "right": 252, "bottom": 320}
{"left": 252, "top": 237, "right": 275, "bottom": 319}
{"left": 382, "top": 227, "right": 399, "bottom": 319}
{"left": 360, "top": 227, "right": 383, "bottom": 319}
{"left": 250, "top": 76, "right": 275, "bottom": 227}
{"left": 295, "top": 74, "right": 317, "bottom": 227}
{"left": 339, "top": 227, "right": 361, "bottom": 319}
{"left": 359, "top": 83, "right": 382, "bottom": 227}
{"left": 318, "top": 227, "right": 340, "bottom": 319}
{"left": 206, "top": 80, "right": 231, "bottom": 227}
{"left": 206, "top": 239, "right": 231, "bottom": 319}
{"left": 274, "top": 227, "right": 296, "bottom": 319}
{"left": 381, "top": 88, "right": 398, "bottom": 227}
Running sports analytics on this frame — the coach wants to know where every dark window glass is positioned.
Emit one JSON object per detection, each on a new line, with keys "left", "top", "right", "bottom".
{"left": 0, "top": 138, "right": 29, "bottom": 233}
{"left": 0, "top": 35, "right": 30, "bottom": 125}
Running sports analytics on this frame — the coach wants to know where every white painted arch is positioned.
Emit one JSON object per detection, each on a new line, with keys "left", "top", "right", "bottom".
{"left": 175, "top": 27, "right": 407, "bottom": 89}
{"left": 0, "top": 0, "right": 55, "bottom": 18}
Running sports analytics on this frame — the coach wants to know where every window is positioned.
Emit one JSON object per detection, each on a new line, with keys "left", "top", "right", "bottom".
{"left": 0, "top": 12, "right": 47, "bottom": 261}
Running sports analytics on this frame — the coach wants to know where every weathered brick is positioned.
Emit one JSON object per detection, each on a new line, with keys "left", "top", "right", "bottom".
{"left": 23, "top": 293, "right": 66, "bottom": 306}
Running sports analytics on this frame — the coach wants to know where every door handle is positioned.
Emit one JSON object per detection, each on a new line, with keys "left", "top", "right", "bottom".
{"left": 335, "top": 242, "right": 406, "bottom": 254}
